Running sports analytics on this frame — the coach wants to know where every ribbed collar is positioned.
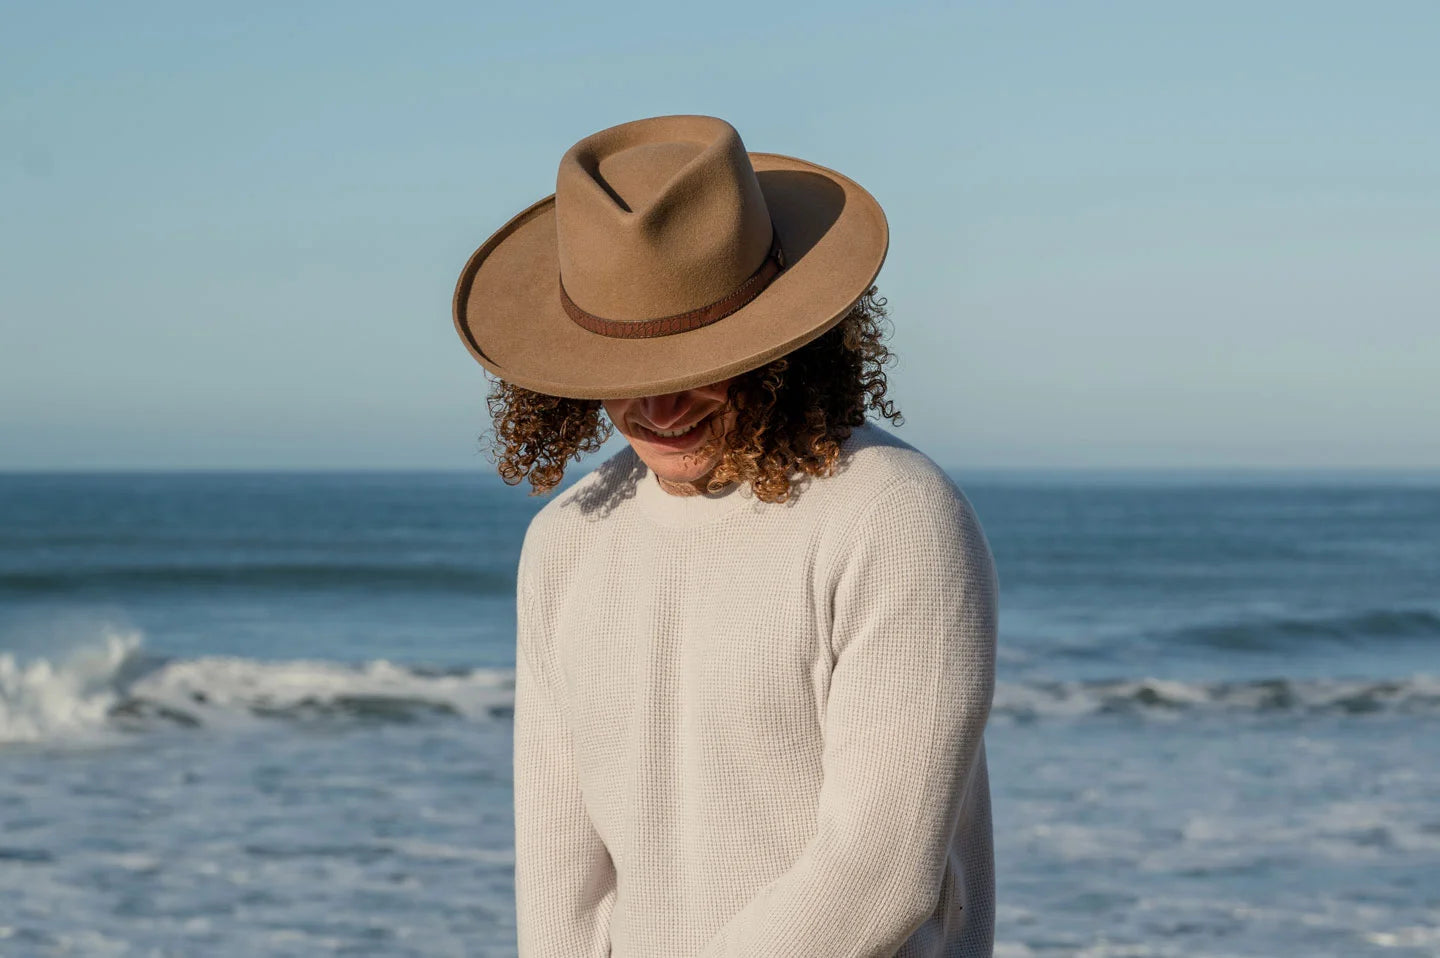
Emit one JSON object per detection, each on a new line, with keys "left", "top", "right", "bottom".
{"left": 631, "top": 463, "right": 756, "bottom": 528}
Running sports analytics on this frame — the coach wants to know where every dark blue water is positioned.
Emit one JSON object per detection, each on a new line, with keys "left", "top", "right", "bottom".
{"left": 5, "top": 471, "right": 1436, "bottom": 681}
{"left": 0, "top": 472, "right": 536, "bottom": 670}
{"left": 2, "top": 469, "right": 1437, "bottom": 956}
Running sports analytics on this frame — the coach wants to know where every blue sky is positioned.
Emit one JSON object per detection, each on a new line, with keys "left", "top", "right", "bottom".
{"left": 3, "top": 0, "right": 1436, "bottom": 471}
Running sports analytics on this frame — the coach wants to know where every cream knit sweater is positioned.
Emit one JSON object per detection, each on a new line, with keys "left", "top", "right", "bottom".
{"left": 513, "top": 423, "right": 998, "bottom": 957}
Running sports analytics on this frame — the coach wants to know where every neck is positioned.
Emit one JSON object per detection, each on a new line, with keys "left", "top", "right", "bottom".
{"left": 656, "top": 473, "right": 730, "bottom": 497}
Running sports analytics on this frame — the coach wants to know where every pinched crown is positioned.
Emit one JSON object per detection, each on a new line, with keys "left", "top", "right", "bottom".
{"left": 554, "top": 115, "right": 775, "bottom": 325}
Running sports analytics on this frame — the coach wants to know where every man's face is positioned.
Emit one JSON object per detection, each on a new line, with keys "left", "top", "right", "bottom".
{"left": 602, "top": 377, "right": 737, "bottom": 490}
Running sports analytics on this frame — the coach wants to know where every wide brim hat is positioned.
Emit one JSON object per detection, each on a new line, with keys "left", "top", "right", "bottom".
{"left": 452, "top": 114, "right": 888, "bottom": 400}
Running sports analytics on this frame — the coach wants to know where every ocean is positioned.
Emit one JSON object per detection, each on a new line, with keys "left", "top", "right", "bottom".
{"left": 1, "top": 467, "right": 1437, "bottom": 957}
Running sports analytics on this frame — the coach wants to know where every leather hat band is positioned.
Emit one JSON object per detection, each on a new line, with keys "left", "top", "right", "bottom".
{"left": 560, "top": 230, "right": 786, "bottom": 340}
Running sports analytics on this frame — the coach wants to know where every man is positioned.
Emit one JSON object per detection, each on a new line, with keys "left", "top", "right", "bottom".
{"left": 453, "top": 114, "right": 998, "bottom": 957}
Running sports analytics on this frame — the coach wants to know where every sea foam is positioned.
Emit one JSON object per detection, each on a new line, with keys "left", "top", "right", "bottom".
{"left": 0, "top": 628, "right": 140, "bottom": 744}
{"left": 5, "top": 628, "right": 1437, "bottom": 747}
{"left": 0, "top": 629, "right": 513, "bottom": 745}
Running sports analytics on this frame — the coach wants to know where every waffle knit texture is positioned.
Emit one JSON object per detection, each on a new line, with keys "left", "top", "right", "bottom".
{"left": 513, "top": 423, "right": 998, "bottom": 957}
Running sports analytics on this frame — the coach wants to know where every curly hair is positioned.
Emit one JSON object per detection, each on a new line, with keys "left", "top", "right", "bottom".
{"left": 483, "top": 286, "right": 903, "bottom": 503}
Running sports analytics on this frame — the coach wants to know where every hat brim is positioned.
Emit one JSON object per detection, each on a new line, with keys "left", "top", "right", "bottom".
{"left": 452, "top": 152, "right": 888, "bottom": 400}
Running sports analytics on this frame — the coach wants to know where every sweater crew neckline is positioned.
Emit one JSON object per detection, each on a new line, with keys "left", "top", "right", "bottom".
{"left": 631, "top": 462, "right": 754, "bottom": 527}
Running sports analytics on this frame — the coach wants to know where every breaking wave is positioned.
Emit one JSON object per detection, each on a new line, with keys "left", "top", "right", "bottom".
{"left": 0, "top": 630, "right": 513, "bottom": 746}
{"left": 4, "top": 632, "right": 1437, "bottom": 746}
{"left": 992, "top": 674, "right": 1440, "bottom": 722}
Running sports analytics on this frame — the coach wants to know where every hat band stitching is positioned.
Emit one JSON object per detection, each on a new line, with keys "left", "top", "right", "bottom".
{"left": 559, "top": 230, "right": 786, "bottom": 340}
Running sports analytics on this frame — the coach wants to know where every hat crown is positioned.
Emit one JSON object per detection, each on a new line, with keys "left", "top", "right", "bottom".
{"left": 555, "top": 115, "right": 774, "bottom": 322}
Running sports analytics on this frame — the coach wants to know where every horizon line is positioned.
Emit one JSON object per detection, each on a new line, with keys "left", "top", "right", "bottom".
{"left": 3, "top": 464, "right": 1439, "bottom": 484}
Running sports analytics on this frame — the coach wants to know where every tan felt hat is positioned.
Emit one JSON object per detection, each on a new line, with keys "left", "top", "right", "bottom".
{"left": 452, "top": 114, "right": 889, "bottom": 400}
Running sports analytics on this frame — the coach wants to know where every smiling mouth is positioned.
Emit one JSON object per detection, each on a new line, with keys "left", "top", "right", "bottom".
{"left": 634, "top": 410, "right": 716, "bottom": 442}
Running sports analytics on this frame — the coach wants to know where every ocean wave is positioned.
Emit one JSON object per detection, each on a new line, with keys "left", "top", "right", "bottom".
{"left": 5, "top": 633, "right": 1437, "bottom": 746}
{"left": 0, "top": 632, "right": 513, "bottom": 746}
{"left": 1167, "top": 607, "right": 1440, "bottom": 651}
{"left": 993, "top": 674, "right": 1440, "bottom": 722}
{"left": 0, "top": 630, "right": 139, "bottom": 743}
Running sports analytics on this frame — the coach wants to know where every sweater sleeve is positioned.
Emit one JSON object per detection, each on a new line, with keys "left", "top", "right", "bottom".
{"left": 513, "top": 577, "right": 617, "bottom": 957}
{"left": 696, "top": 478, "right": 999, "bottom": 958}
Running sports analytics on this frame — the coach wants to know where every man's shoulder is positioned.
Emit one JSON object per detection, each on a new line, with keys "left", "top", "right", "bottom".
{"left": 829, "top": 422, "right": 963, "bottom": 507}
{"left": 523, "top": 444, "right": 642, "bottom": 547}
{"left": 831, "top": 424, "right": 991, "bottom": 553}
{"left": 516, "top": 445, "right": 643, "bottom": 595}
{"left": 817, "top": 423, "right": 996, "bottom": 587}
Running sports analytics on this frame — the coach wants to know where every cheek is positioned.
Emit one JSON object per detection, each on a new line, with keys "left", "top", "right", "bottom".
{"left": 601, "top": 400, "right": 629, "bottom": 428}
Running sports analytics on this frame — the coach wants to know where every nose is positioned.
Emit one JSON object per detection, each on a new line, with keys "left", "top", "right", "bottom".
{"left": 638, "top": 391, "right": 692, "bottom": 429}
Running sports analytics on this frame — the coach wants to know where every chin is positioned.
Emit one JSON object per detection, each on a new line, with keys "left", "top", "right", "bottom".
{"left": 638, "top": 449, "right": 720, "bottom": 485}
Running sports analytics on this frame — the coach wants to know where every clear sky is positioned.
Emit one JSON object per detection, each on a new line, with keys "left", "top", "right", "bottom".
{"left": 3, "top": 0, "right": 1436, "bottom": 472}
